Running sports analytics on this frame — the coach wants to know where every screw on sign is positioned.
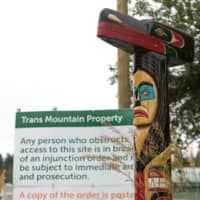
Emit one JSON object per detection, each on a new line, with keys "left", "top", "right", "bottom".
{"left": 97, "top": 8, "right": 194, "bottom": 200}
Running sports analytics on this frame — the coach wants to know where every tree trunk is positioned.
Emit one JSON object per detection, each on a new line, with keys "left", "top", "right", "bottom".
{"left": 117, "top": 0, "right": 131, "bottom": 108}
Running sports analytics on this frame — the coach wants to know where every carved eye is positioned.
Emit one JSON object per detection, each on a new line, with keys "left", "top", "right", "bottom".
{"left": 143, "top": 90, "right": 150, "bottom": 96}
{"left": 138, "top": 84, "right": 155, "bottom": 101}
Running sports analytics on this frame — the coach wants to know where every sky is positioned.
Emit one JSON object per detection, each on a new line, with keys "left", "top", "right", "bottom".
{"left": 0, "top": 0, "right": 119, "bottom": 156}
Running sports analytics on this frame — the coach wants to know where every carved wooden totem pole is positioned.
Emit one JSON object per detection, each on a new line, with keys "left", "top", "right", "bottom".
{"left": 97, "top": 8, "right": 194, "bottom": 200}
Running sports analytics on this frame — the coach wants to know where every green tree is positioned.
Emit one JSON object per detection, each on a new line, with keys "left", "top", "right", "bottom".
{"left": 4, "top": 154, "right": 13, "bottom": 183}
{"left": 0, "top": 155, "right": 3, "bottom": 173}
{"left": 129, "top": 0, "right": 200, "bottom": 150}
{"left": 194, "top": 145, "right": 200, "bottom": 167}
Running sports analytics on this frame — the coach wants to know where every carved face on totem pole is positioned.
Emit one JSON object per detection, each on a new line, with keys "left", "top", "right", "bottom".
{"left": 133, "top": 52, "right": 169, "bottom": 172}
{"left": 134, "top": 70, "right": 158, "bottom": 127}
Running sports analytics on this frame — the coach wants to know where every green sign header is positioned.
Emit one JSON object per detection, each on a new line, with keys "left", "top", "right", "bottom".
{"left": 15, "top": 109, "right": 133, "bottom": 128}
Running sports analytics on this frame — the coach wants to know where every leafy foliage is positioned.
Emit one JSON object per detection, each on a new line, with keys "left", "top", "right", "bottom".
{"left": 0, "top": 155, "right": 3, "bottom": 174}
{"left": 4, "top": 154, "right": 13, "bottom": 183}
{"left": 0, "top": 154, "right": 13, "bottom": 184}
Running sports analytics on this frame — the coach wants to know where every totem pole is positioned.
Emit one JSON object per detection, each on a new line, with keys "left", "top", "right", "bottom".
{"left": 97, "top": 8, "right": 194, "bottom": 200}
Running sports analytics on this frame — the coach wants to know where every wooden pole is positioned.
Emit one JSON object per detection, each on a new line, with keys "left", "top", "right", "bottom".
{"left": 97, "top": 7, "right": 194, "bottom": 200}
{"left": 117, "top": 0, "right": 131, "bottom": 108}
{"left": 133, "top": 52, "right": 172, "bottom": 200}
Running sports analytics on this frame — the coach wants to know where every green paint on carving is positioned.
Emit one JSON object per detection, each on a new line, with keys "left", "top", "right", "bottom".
{"left": 166, "top": 45, "right": 177, "bottom": 58}
{"left": 150, "top": 24, "right": 172, "bottom": 42}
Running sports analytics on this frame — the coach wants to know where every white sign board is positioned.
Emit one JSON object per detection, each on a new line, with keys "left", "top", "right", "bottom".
{"left": 14, "top": 109, "right": 134, "bottom": 200}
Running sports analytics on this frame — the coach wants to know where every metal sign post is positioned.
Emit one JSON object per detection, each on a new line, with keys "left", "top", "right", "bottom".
{"left": 97, "top": 8, "right": 194, "bottom": 200}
